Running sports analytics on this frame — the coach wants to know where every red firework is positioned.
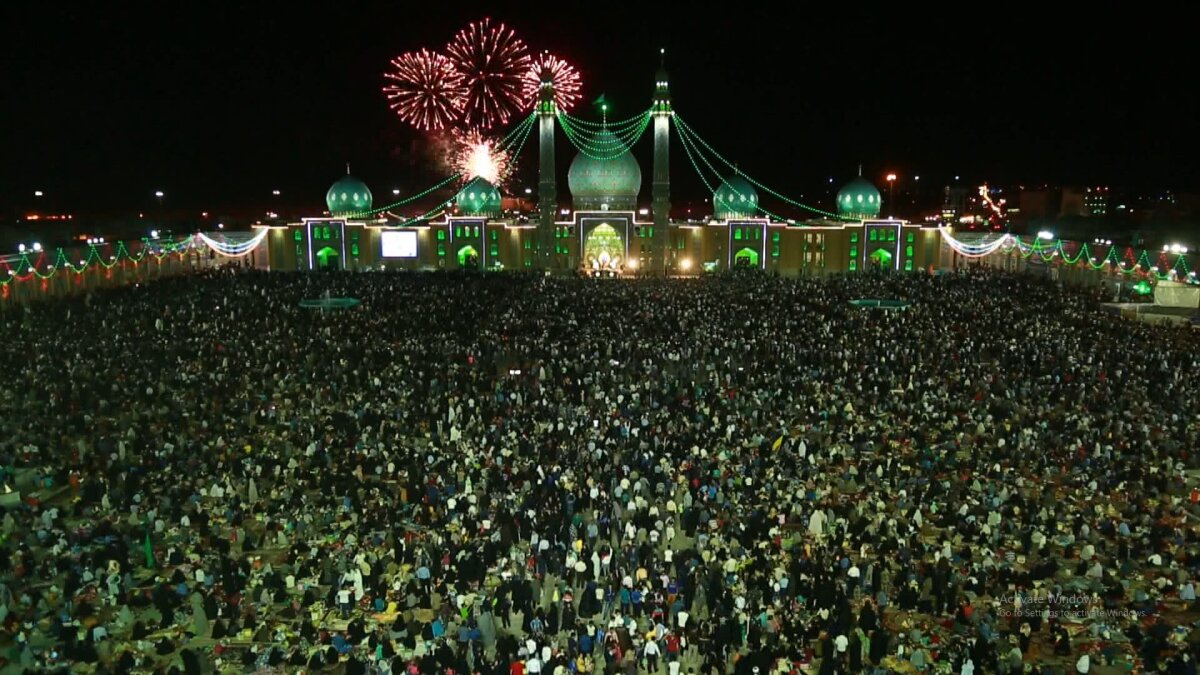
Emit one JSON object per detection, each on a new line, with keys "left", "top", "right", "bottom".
{"left": 445, "top": 18, "right": 531, "bottom": 129}
{"left": 382, "top": 49, "right": 465, "bottom": 132}
{"left": 522, "top": 51, "right": 583, "bottom": 112}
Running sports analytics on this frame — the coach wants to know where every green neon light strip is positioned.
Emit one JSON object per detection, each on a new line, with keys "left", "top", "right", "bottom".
{"left": 674, "top": 115, "right": 852, "bottom": 221}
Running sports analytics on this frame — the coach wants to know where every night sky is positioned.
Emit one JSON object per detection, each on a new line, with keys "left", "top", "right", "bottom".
{"left": 4, "top": 3, "right": 1197, "bottom": 220}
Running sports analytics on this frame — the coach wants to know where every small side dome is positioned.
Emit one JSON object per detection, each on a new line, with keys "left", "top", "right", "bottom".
{"left": 837, "top": 176, "right": 881, "bottom": 220}
{"left": 326, "top": 174, "right": 373, "bottom": 217}
{"left": 714, "top": 174, "right": 758, "bottom": 220}
{"left": 456, "top": 176, "right": 502, "bottom": 217}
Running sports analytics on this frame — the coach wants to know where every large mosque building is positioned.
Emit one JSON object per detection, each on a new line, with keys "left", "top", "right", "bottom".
{"left": 259, "top": 62, "right": 942, "bottom": 276}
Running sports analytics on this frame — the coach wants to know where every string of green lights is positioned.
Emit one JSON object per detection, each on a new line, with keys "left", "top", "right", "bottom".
{"left": 558, "top": 125, "right": 647, "bottom": 159}
{"left": 673, "top": 119, "right": 801, "bottom": 223}
{"left": 558, "top": 108, "right": 652, "bottom": 129}
{"left": 674, "top": 117, "right": 782, "bottom": 222}
{"left": 557, "top": 114, "right": 649, "bottom": 149}
{"left": 1, "top": 238, "right": 197, "bottom": 286}
{"left": 997, "top": 236, "right": 1193, "bottom": 280}
{"left": 674, "top": 115, "right": 853, "bottom": 222}
{"left": 344, "top": 113, "right": 537, "bottom": 220}
{"left": 384, "top": 120, "right": 537, "bottom": 225}
{"left": 557, "top": 112, "right": 649, "bottom": 138}
{"left": 558, "top": 113, "right": 651, "bottom": 161}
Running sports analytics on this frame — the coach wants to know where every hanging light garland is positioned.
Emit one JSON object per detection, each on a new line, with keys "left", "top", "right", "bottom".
{"left": 196, "top": 230, "right": 270, "bottom": 257}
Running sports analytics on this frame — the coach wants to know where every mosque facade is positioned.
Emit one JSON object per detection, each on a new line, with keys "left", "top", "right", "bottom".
{"left": 260, "top": 65, "right": 943, "bottom": 276}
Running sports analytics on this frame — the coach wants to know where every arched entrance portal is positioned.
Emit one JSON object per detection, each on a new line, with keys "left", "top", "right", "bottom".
{"left": 869, "top": 248, "right": 893, "bottom": 269}
{"left": 583, "top": 223, "right": 624, "bottom": 274}
{"left": 316, "top": 246, "right": 341, "bottom": 270}
{"left": 733, "top": 247, "right": 760, "bottom": 268}
{"left": 457, "top": 245, "right": 480, "bottom": 269}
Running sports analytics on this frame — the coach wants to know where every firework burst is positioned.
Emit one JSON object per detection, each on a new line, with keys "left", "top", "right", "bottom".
{"left": 382, "top": 49, "right": 465, "bottom": 132}
{"left": 445, "top": 18, "right": 531, "bottom": 129}
{"left": 522, "top": 51, "right": 583, "bottom": 112}
{"left": 450, "top": 129, "right": 512, "bottom": 185}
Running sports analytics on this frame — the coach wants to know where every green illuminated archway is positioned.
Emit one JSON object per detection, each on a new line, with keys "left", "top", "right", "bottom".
{"left": 583, "top": 223, "right": 623, "bottom": 269}
{"left": 457, "top": 245, "right": 480, "bottom": 268}
{"left": 733, "top": 247, "right": 759, "bottom": 267}
{"left": 870, "top": 248, "right": 893, "bottom": 269}
{"left": 316, "top": 246, "right": 340, "bottom": 270}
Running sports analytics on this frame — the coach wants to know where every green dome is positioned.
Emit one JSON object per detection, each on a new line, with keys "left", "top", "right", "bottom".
{"left": 568, "top": 130, "right": 642, "bottom": 211}
{"left": 837, "top": 176, "right": 881, "bottom": 219}
{"left": 326, "top": 174, "right": 373, "bottom": 217}
{"left": 456, "top": 176, "right": 502, "bottom": 217}
{"left": 714, "top": 174, "right": 758, "bottom": 220}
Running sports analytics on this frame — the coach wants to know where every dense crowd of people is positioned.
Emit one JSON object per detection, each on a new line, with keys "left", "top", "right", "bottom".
{"left": 2, "top": 267, "right": 1200, "bottom": 674}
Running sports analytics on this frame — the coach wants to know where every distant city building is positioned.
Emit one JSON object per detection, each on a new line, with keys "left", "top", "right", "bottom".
{"left": 1017, "top": 188, "right": 1059, "bottom": 224}
{"left": 1061, "top": 186, "right": 1108, "bottom": 217}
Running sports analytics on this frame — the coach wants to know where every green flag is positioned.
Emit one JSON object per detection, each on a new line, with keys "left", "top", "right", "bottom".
{"left": 143, "top": 530, "right": 155, "bottom": 568}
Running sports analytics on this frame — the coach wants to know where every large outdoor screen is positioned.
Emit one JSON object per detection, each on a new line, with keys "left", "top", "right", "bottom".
{"left": 380, "top": 231, "right": 418, "bottom": 258}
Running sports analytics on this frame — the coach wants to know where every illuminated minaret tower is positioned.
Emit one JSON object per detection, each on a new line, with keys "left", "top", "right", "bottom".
{"left": 651, "top": 48, "right": 672, "bottom": 274}
{"left": 537, "top": 69, "right": 558, "bottom": 270}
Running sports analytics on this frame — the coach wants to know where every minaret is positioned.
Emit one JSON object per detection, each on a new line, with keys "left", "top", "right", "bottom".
{"left": 652, "top": 49, "right": 672, "bottom": 274}
{"left": 537, "top": 68, "right": 558, "bottom": 271}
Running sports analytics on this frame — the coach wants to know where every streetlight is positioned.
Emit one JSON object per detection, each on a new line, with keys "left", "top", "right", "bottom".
{"left": 272, "top": 189, "right": 281, "bottom": 196}
{"left": 392, "top": 189, "right": 401, "bottom": 196}
{"left": 32, "top": 242, "right": 42, "bottom": 251}
{"left": 886, "top": 174, "right": 897, "bottom": 209}
{"left": 34, "top": 190, "right": 43, "bottom": 197}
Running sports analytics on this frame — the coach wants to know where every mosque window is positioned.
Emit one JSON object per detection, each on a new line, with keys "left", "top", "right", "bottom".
{"left": 850, "top": 233, "right": 859, "bottom": 244}
{"left": 906, "top": 246, "right": 914, "bottom": 258}
{"left": 904, "top": 260, "right": 914, "bottom": 271}
{"left": 677, "top": 237, "right": 685, "bottom": 250}
{"left": 295, "top": 244, "right": 303, "bottom": 258}
{"left": 849, "top": 260, "right": 857, "bottom": 271}
{"left": 455, "top": 226, "right": 461, "bottom": 238}
{"left": 489, "top": 244, "right": 499, "bottom": 257}
{"left": 437, "top": 230, "right": 445, "bottom": 241}
{"left": 887, "top": 229, "right": 896, "bottom": 242}
{"left": 772, "top": 244, "right": 780, "bottom": 258}
{"left": 293, "top": 229, "right": 302, "bottom": 241}
{"left": 772, "top": 232, "right": 780, "bottom": 242}
{"left": 474, "top": 226, "right": 480, "bottom": 238}
{"left": 351, "top": 244, "right": 360, "bottom": 257}
{"left": 490, "top": 230, "right": 498, "bottom": 241}
{"left": 734, "top": 229, "right": 743, "bottom": 241}
{"left": 907, "top": 232, "right": 915, "bottom": 243}
{"left": 869, "top": 230, "right": 877, "bottom": 242}
{"left": 437, "top": 243, "right": 446, "bottom": 256}
{"left": 524, "top": 240, "right": 531, "bottom": 250}
{"left": 849, "top": 247, "right": 858, "bottom": 259}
